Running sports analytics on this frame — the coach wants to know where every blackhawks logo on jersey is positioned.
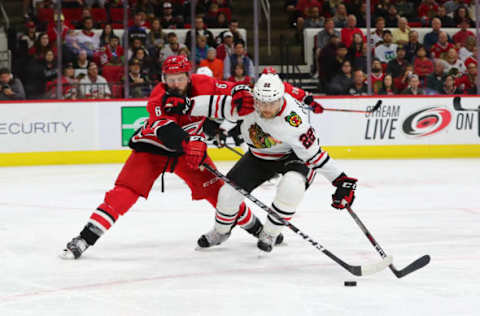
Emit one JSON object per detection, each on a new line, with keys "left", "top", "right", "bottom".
{"left": 248, "top": 123, "right": 281, "bottom": 148}
{"left": 285, "top": 111, "right": 302, "bottom": 127}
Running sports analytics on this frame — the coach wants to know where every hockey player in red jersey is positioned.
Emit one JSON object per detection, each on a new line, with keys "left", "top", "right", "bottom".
{"left": 61, "top": 56, "right": 274, "bottom": 259}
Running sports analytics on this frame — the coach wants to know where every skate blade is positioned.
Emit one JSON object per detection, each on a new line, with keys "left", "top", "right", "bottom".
{"left": 59, "top": 248, "right": 75, "bottom": 260}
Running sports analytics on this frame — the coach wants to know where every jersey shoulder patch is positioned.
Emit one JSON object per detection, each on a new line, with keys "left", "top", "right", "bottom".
{"left": 284, "top": 110, "right": 302, "bottom": 127}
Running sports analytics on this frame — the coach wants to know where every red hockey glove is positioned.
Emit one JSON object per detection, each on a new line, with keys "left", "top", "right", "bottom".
{"left": 303, "top": 95, "right": 324, "bottom": 114}
{"left": 182, "top": 138, "right": 207, "bottom": 169}
{"left": 331, "top": 173, "right": 357, "bottom": 209}
{"left": 231, "top": 85, "right": 254, "bottom": 116}
{"left": 162, "top": 93, "right": 193, "bottom": 115}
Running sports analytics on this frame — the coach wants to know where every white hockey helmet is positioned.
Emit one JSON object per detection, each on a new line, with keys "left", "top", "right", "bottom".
{"left": 196, "top": 66, "right": 213, "bottom": 77}
{"left": 253, "top": 73, "right": 285, "bottom": 103}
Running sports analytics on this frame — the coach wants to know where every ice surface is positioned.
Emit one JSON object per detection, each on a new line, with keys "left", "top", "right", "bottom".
{"left": 1, "top": 159, "right": 479, "bottom": 315}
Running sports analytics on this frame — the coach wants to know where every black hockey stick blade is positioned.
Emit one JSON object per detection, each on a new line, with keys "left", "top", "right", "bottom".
{"left": 390, "top": 255, "right": 430, "bottom": 278}
{"left": 453, "top": 96, "right": 480, "bottom": 112}
{"left": 370, "top": 100, "right": 382, "bottom": 113}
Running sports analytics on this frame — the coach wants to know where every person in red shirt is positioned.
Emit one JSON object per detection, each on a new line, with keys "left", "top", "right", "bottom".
{"left": 452, "top": 19, "right": 475, "bottom": 48}
{"left": 228, "top": 63, "right": 252, "bottom": 86}
{"left": 418, "top": 0, "right": 439, "bottom": 26}
{"left": 61, "top": 57, "right": 323, "bottom": 259}
{"left": 414, "top": 46, "right": 434, "bottom": 81}
{"left": 455, "top": 60, "right": 477, "bottom": 94}
{"left": 341, "top": 15, "right": 365, "bottom": 48}
{"left": 430, "top": 31, "right": 455, "bottom": 60}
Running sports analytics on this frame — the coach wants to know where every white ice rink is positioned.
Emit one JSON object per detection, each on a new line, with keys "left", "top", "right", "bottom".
{"left": 1, "top": 158, "right": 479, "bottom": 316}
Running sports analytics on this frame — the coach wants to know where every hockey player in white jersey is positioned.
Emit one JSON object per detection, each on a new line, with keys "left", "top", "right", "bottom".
{"left": 179, "top": 72, "right": 358, "bottom": 252}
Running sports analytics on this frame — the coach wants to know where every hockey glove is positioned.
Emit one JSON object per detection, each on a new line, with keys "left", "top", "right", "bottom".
{"left": 182, "top": 138, "right": 207, "bottom": 169}
{"left": 231, "top": 85, "right": 255, "bottom": 116}
{"left": 203, "top": 119, "right": 227, "bottom": 148}
{"left": 303, "top": 95, "right": 324, "bottom": 114}
{"left": 331, "top": 173, "right": 357, "bottom": 209}
{"left": 227, "top": 122, "right": 244, "bottom": 146}
{"left": 162, "top": 93, "right": 193, "bottom": 115}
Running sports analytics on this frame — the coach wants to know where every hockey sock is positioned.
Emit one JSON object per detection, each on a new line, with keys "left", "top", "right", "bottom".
{"left": 264, "top": 203, "right": 295, "bottom": 236}
{"left": 236, "top": 202, "right": 262, "bottom": 236}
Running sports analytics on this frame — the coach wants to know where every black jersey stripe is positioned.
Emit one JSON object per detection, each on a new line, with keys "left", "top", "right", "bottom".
{"left": 208, "top": 95, "right": 214, "bottom": 117}
{"left": 220, "top": 96, "right": 227, "bottom": 119}
{"left": 96, "top": 208, "right": 116, "bottom": 223}
{"left": 313, "top": 155, "right": 330, "bottom": 170}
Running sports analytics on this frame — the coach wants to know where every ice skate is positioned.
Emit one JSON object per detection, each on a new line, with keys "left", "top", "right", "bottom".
{"left": 257, "top": 230, "right": 279, "bottom": 253}
{"left": 197, "top": 228, "right": 231, "bottom": 248}
{"left": 60, "top": 236, "right": 89, "bottom": 259}
{"left": 245, "top": 218, "right": 284, "bottom": 245}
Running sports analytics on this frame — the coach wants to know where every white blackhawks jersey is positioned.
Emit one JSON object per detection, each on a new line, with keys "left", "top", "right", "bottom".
{"left": 191, "top": 93, "right": 343, "bottom": 182}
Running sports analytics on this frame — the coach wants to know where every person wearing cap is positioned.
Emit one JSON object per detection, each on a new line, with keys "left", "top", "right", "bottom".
{"left": 128, "top": 11, "right": 148, "bottom": 45}
{"left": 19, "top": 21, "right": 37, "bottom": 52}
{"left": 47, "top": 13, "right": 74, "bottom": 45}
{"left": 216, "top": 31, "right": 234, "bottom": 60}
{"left": 46, "top": 63, "right": 79, "bottom": 100}
{"left": 217, "top": 19, "right": 244, "bottom": 46}
{"left": 455, "top": 59, "right": 477, "bottom": 94}
{"left": 386, "top": 45, "right": 409, "bottom": 79}
{"left": 0, "top": 68, "right": 25, "bottom": 100}
{"left": 374, "top": 30, "right": 398, "bottom": 64}
{"left": 199, "top": 47, "right": 224, "bottom": 80}
{"left": 160, "top": 1, "right": 183, "bottom": 29}
{"left": 128, "top": 58, "right": 150, "bottom": 98}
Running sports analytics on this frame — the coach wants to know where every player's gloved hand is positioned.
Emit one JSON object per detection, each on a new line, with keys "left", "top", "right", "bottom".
{"left": 227, "top": 122, "right": 244, "bottom": 146}
{"left": 182, "top": 138, "right": 207, "bottom": 169}
{"left": 303, "top": 95, "right": 324, "bottom": 114}
{"left": 331, "top": 173, "right": 357, "bottom": 209}
{"left": 162, "top": 93, "right": 193, "bottom": 115}
{"left": 203, "top": 119, "right": 227, "bottom": 148}
{"left": 231, "top": 85, "right": 254, "bottom": 116}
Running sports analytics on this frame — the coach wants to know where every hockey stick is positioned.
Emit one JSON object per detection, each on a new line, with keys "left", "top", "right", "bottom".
{"left": 220, "top": 142, "right": 244, "bottom": 157}
{"left": 201, "top": 163, "right": 392, "bottom": 276}
{"left": 453, "top": 96, "right": 480, "bottom": 112}
{"left": 346, "top": 206, "right": 430, "bottom": 278}
{"left": 301, "top": 100, "right": 382, "bottom": 114}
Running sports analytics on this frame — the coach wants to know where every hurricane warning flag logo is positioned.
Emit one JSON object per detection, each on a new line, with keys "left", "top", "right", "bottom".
{"left": 402, "top": 107, "right": 452, "bottom": 137}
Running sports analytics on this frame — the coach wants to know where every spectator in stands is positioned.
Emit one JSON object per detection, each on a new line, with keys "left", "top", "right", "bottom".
{"left": 371, "top": 59, "right": 385, "bottom": 94}
{"left": 405, "top": 30, "right": 421, "bottom": 63}
{"left": 73, "top": 8, "right": 95, "bottom": 29}
{"left": 215, "top": 12, "right": 229, "bottom": 29}
{"left": 160, "top": 1, "right": 182, "bottom": 29}
{"left": 317, "top": 35, "right": 341, "bottom": 88}
{"left": 327, "top": 60, "right": 353, "bottom": 95}
{"left": 341, "top": 15, "right": 364, "bottom": 48}
{"left": 347, "top": 33, "right": 364, "bottom": 63}
{"left": 127, "top": 38, "right": 145, "bottom": 60}
{"left": 29, "top": 33, "right": 56, "bottom": 60}
{"left": 100, "top": 24, "right": 117, "bottom": 47}
{"left": 217, "top": 19, "right": 244, "bottom": 46}
{"left": 316, "top": 18, "right": 340, "bottom": 51}
{"left": 444, "top": 0, "right": 462, "bottom": 15}
{"left": 186, "top": 17, "right": 216, "bottom": 48}
{"left": 431, "top": 31, "right": 455, "bottom": 60}
{"left": 47, "top": 13, "right": 74, "bottom": 44}
{"left": 423, "top": 18, "right": 445, "bottom": 52}
{"left": 385, "top": 4, "right": 400, "bottom": 27}
{"left": 426, "top": 59, "right": 446, "bottom": 93}
{"left": 80, "top": 62, "right": 111, "bottom": 99}
{"left": 348, "top": 69, "right": 368, "bottom": 95}
{"left": 442, "top": 48, "right": 466, "bottom": 77}
{"left": 216, "top": 31, "right": 234, "bottom": 60}
{"left": 375, "top": 30, "right": 398, "bottom": 64}
{"left": 127, "top": 58, "right": 150, "bottom": 98}
{"left": 373, "top": 0, "right": 389, "bottom": 20}
{"left": 42, "top": 49, "right": 58, "bottom": 84}
{"left": 453, "top": 6, "right": 474, "bottom": 27}
{"left": 104, "top": 36, "right": 124, "bottom": 64}
{"left": 395, "top": 64, "right": 415, "bottom": 92}
{"left": 387, "top": 46, "right": 408, "bottom": 79}
{"left": 223, "top": 40, "right": 254, "bottom": 80}
{"left": 435, "top": 5, "right": 455, "bottom": 28}
{"left": 46, "top": 62, "right": 79, "bottom": 100}
{"left": 441, "top": 74, "right": 463, "bottom": 94}
{"left": 199, "top": 47, "right": 224, "bottom": 80}
{"left": 128, "top": 11, "right": 148, "bottom": 45}
{"left": 146, "top": 18, "right": 166, "bottom": 55}
{"left": 134, "top": 0, "right": 155, "bottom": 21}
{"left": 304, "top": 6, "right": 325, "bottom": 28}
{"left": 333, "top": 4, "right": 348, "bottom": 28}
{"left": 195, "top": 35, "right": 210, "bottom": 65}
{"left": 378, "top": 74, "right": 397, "bottom": 95}
{"left": 295, "top": 0, "right": 323, "bottom": 32}
{"left": 414, "top": 46, "right": 434, "bottom": 81}
{"left": 402, "top": 74, "right": 424, "bottom": 95}
{"left": 459, "top": 36, "right": 476, "bottom": 61}
{"left": 370, "top": 17, "right": 386, "bottom": 46}
{"left": 227, "top": 63, "right": 252, "bottom": 86}
{"left": 132, "top": 47, "right": 155, "bottom": 80}
{"left": 0, "top": 68, "right": 26, "bottom": 100}
{"left": 18, "top": 21, "right": 37, "bottom": 55}
{"left": 77, "top": 17, "right": 101, "bottom": 57}
{"left": 392, "top": 17, "right": 410, "bottom": 46}
{"left": 453, "top": 19, "right": 475, "bottom": 47}
{"left": 456, "top": 60, "right": 477, "bottom": 93}
{"left": 158, "top": 32, "right": 186, "bottom": 63}
{"left": 204, "top": 2, "right": 221, "bottom": 28}
{"left": 418, "top": 0, "right": 439, "bottom": 26}
{"left": 74, "top": 49, "right": 90, "bottom": 77}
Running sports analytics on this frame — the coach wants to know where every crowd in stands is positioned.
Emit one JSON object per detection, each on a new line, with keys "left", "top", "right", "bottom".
{"left": 11, "top": 0, "right": 256, "bottom": 100}
{"left": 287, "top": 0, "right": 479, "bottom": 95}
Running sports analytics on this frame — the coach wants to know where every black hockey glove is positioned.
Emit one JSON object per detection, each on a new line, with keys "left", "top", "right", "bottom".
{"left": 226, "top": 122, "right": 244, "bottom": 146}
{"left": 203, "top": 119, "right": 227, "bottom": 148}
{"left": 331, "top": 173, "right": 357, "bottom": 210}
{"left": 162, "top": 92, "right": 193, "bottom": 115}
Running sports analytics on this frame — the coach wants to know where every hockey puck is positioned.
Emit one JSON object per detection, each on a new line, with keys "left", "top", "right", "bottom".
{"left": 344, "top": 281, "right": 357, "bottom": 287}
